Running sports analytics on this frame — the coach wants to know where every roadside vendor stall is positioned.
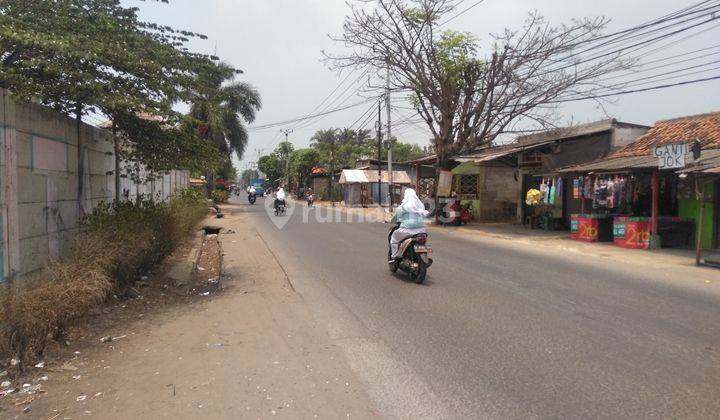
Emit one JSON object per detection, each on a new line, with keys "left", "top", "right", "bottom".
{"left": 561, "top": 156, "right": 694, "bottom": 249}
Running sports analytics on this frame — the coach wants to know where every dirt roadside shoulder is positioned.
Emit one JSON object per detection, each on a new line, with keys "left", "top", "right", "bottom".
{"left": 8, "top": 210, "right": 378, "bottom": 419}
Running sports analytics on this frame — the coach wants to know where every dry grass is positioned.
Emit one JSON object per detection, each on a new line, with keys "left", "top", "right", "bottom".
{"left": 0, "top": 189, "right": 208, "bottom": 370}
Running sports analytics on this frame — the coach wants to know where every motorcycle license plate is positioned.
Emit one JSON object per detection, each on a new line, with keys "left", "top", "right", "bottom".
{"left": 414, "top": 245, "right": 432, "bottom": 253}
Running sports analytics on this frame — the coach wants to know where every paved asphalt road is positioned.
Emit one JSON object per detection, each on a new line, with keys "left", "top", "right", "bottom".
{"left": 234, "top": 197, "right": 720, "bottom": 419}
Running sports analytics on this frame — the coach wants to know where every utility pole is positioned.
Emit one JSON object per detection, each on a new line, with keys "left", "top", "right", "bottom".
{"left": 385, "top": 60, "right": 393, "bottom": 210}
{"left": 280, "top": 129, "right": 293, "bottom": 188}
{"left": 376, "top": 100, "right": 382, "bottom": 206}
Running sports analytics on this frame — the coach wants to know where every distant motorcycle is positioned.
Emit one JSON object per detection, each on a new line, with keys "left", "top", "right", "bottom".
{"left": 248, "top": 191, "right": 256, "bottom": 204}
{"left": 306, "top": 194, "right": 314, "bottom": 208}
{"left": 274, "top": 199, "right": 286, "bottom": 216}
{"left": 388, "top": 223, "right": 433, "bottom": 284}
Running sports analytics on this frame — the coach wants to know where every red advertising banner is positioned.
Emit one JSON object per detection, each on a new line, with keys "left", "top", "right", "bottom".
{"left": 571, "top": 215, "right": 600, "bottom": 242}
{"left": 613, "top": 217, "right": 651, "bottom": 249}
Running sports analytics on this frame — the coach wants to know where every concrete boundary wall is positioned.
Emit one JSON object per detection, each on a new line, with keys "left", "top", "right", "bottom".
{"left": 0, "top": 89, "right": 190, "bottom": 280}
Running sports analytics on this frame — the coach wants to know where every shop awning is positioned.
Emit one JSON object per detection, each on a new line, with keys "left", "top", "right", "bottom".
{"left": 677, "top": 149, "right": 720, "bottom": 174}
{"left": 559, "top": 155, "right": 659, "bottom": 173}
{"left": 560, "top": 148, "right": 720, "bottom": 174}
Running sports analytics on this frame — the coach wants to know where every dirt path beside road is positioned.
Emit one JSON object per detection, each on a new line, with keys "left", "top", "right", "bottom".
{"left": 14, "top": 210, "right": 377, "bottom": 419}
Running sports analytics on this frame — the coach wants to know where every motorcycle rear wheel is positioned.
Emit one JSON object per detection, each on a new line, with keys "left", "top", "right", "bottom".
{"left": 410, "top": 261, "right": 427, "bottom": 284}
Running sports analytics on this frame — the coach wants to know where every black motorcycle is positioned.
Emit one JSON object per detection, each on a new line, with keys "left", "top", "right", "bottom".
{"left": 306, "top": 194, "right": 314, "bottom": 208}
{"left": 388, "top": 224, "right": 433, "bottom": 284}
{"left": 274, "top": 199, "right": 286, "bottom": 216}
{"left": 248, "top": 191, "right": 257, "bottom": 204}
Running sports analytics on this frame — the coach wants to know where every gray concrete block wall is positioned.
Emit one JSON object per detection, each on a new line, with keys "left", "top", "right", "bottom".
{"left": 0, "top": 89, "right": 191, "bottom": 280}
{"left": 479, "top": 165, "right": 520, "bottom": 221}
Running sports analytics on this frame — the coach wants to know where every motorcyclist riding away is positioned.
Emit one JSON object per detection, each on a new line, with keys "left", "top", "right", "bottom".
{"left": 274, "top": 187, "right": 286, "bottom": 210}
{"left": 389, "top": 188, "right": 428, "bottom": 261}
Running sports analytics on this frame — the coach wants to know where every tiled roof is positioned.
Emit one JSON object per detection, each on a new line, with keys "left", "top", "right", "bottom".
{"left": 612, "top": 111, "right": 720, "bottom": 158}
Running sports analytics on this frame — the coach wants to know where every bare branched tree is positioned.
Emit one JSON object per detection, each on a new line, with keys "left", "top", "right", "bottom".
{"left": 327, "top": 0, "right": 631, "bottom": 191}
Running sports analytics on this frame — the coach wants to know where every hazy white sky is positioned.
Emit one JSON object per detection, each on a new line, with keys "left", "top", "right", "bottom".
{"left": 130, "top": 0, "right": 720, "bottom": 170}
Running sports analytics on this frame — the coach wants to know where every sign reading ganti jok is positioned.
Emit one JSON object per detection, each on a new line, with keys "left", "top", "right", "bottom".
{"left": 652, "top": 143, "right": 688, "bottom": 170}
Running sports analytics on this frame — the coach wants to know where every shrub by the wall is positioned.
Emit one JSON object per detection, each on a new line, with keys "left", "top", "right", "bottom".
{"left": 0, "top": 189, "right": 208, "bottom": 369}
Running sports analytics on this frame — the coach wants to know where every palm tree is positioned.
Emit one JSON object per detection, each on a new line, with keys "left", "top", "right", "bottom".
{"left": 190, "top": 62, "right": 261, "bottom": 160}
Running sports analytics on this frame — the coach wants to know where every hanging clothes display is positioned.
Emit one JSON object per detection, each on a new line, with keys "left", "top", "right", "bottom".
{"left": 584, "top": 176, "right": 593, "bottom": 199}
{"left": 548, "top": 178, "right": 556, "bottom": 205}
{"left": 556, "top": 177, "right": 564, "bottom": 202}
{"left": 539, "top": 180, "right": 549, "bottom": 204}
{"left": 572, "top": 178, "right": 580, "bottom": 199}
{"left": 593, "top": 178, "right": 609, "bottom": 208}
{"left": 606, "top": 178, "right": 616, "bottom": 209}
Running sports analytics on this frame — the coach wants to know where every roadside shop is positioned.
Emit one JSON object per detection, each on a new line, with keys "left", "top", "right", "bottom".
{"left": 560, "top": 112, "right": 720, "bottom": 252}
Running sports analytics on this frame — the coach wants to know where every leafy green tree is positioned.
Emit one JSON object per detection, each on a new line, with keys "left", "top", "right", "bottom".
{"left": 289, "top": 148, "right": 321, "bottom": 190}
{"left": 0, "top": 0, "right": 247, "bottom": 192}
{"left": 258, "top": 154, "right": 283, "bottom": 184}
{"left": 189, "top": 62, "right": 262, "bottom": 160}
{"left": 241, "top": 169, "right": 259, "bottom": 186}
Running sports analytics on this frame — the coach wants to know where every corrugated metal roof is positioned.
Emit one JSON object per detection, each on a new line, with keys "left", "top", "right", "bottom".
{"left": 561, "top": 149, "right": 720, "bottom": 173}
{"left": 559, "top": 155, "right": 657, "bottom": 173}
{"left": 454, "top": 141, "right": 557, "bottom": 164}
{"left": 612, "top": 111, "right": 720, "bottom": 158}
{"left": 339, "top": 170, "right": 369, "bottom": 183}
{"left": 677, "top": 149, "right": 720, "bottom": 174}
{"left": 339, "top": 169, "right": 412, "bottom": 184}
{"left": 516, "top": 119, "right": 649, "bottom": 146}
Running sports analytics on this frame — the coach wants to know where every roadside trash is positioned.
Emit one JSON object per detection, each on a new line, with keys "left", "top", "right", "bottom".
{"left": 76, "top": 395, "right": 87, "bottom": 402}
{"left": 61, "top": 363, "right": 78, "bottom": 371}
{"left": 208, "top": 276, "right": 220, "bottom": 284}
{"left": 19, "top": 384, "right": 42, "bottom": 395}
{"left": 34, "top": 362, "right": 45, "bottom": 368}
{"left": 38, "top": 376, "right": 49, "bottom": 381}
{"left": 10, "top": 358, "right": 20, "bottom": 366}
{"left": 125, "top": 287, "right": 141, "bottom": 299}
{"left": 23, "top": 406, "right": 31, "bottom": 413}
{"left": 74, "top": 351, "right": 81, "bottom": 355}
{"left": 93, "top": 392, "right": 103, "bottom": 398}
{"left": 200, "top": 292, "right": 210, "bottom": 296}
{"left": 101, "top": 334, "right": 128, "bottom": 343}
{"left": 72, "top": 375, "right": 81, "bottom": 380}
{"left": 1, "top": 381, "right": 11, "bottom": 388}
{"left": 198, "top": 267, "right": 205, "bottom": 271}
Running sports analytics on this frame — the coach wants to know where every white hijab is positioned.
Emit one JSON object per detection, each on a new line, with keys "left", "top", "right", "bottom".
{"left": 276, "top": 188, "right": 286, "bottom": 200}
{"left": 401, "top": 188, "right": 429, "bottom": 216}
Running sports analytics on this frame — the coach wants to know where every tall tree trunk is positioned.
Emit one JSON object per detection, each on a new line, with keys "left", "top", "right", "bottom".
{"left": 75, "top": 103, "right": 85, "bottom": 217}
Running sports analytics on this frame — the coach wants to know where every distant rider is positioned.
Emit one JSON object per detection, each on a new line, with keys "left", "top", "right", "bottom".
{"left": 274, "top": 187, "right": 286, "bottom": 211}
